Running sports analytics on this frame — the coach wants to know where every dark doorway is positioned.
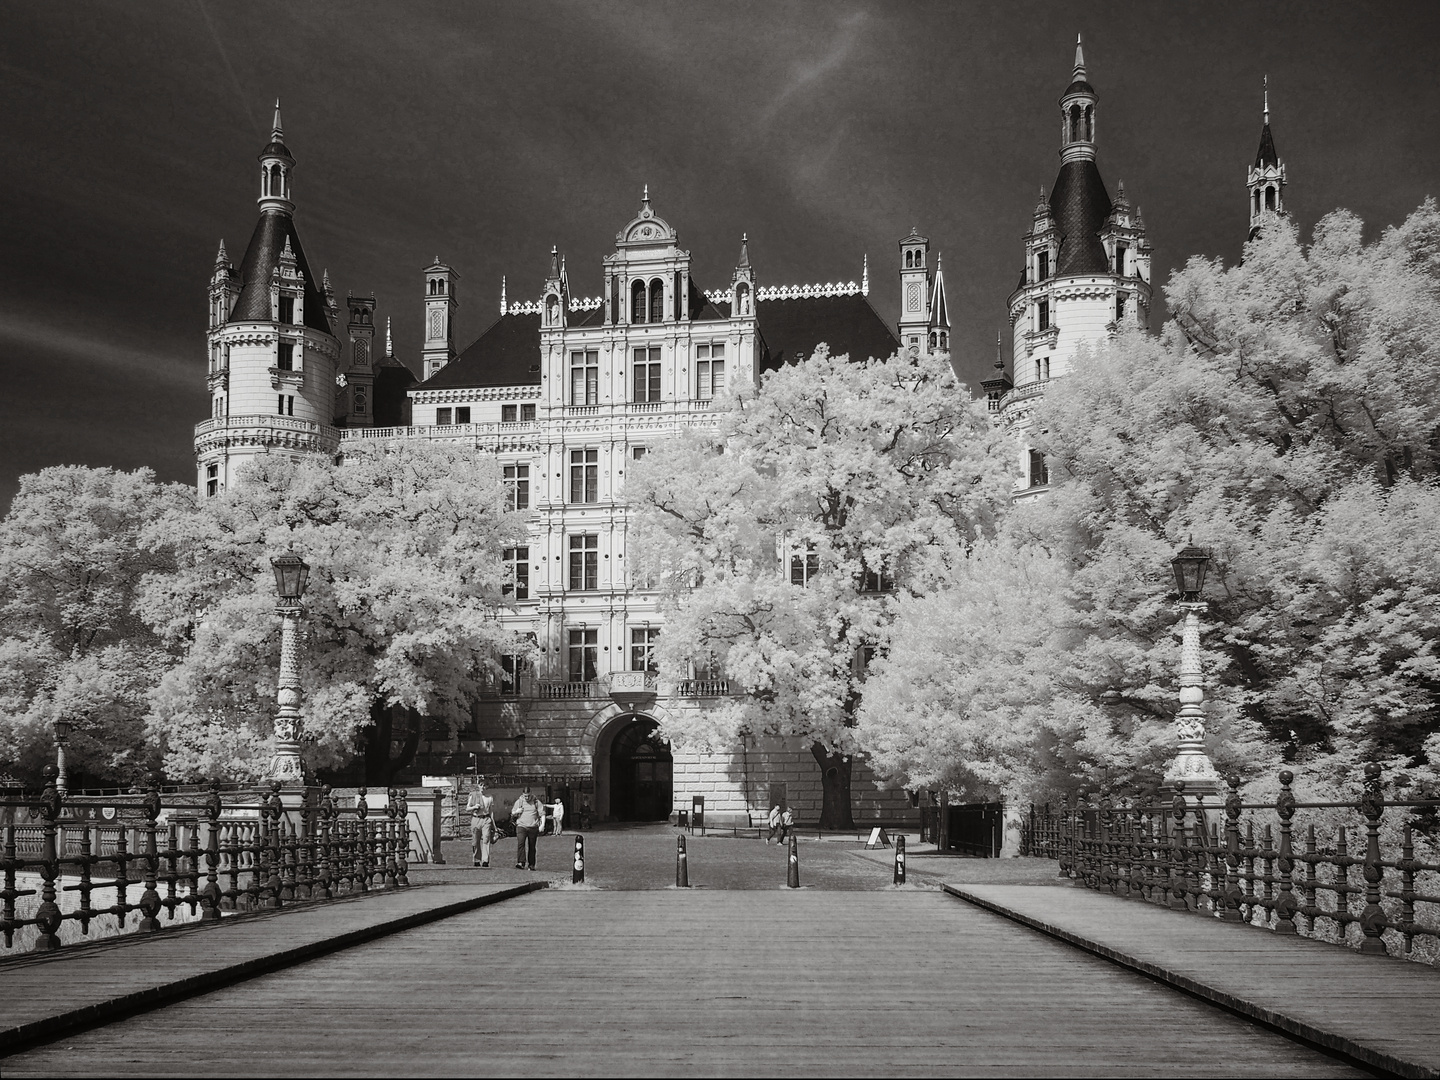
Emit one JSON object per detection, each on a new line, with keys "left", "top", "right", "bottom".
{"left": 608, "top": 719, "right": 673, "bottom": 821}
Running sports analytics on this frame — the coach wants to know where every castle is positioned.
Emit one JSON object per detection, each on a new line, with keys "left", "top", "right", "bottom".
{"left": 193, "top": 42, "right": 1285, "bottom": 824}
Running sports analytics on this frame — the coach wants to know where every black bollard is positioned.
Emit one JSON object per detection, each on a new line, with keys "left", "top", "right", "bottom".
{"left": 894, "top": 833, "right": 906, "bottom": 885}
{"left": 677, "top": 834, "right": 689, "bottom": 888}
{"left": 787, "top": 834, "right": 800, "bottom": 888}
{"left": 572, "top": 834, "right": 585, "bottom": 884}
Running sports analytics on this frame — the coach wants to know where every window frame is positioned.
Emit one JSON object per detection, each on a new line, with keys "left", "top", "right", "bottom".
{"left": 503, "top": 545, "right": 530, "bottom": 601}
{"left": 569, "top": 350, "right": 599, "bottom": 405}
{"left": 568, "top": 533, "right": 599, "bottom": 591}
{"left": 630, "top": 627, "right": 661, "bottom": 673}
{"left": 632, "top": 347, "right": 662, "bottom": 403}
{"left": 569, "top": 448, "right": 599, "bottom": 504}
{"left": 503, "top": 463, "right": 530, "bottom": 512}
{"left": 567, "top": 627, "right": 599, "bottom": 683}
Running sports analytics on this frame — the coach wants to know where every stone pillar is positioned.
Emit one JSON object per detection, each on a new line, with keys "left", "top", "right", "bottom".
{"left": 269, "top": 603, "right": 305, "bottom": 785}
{"left": 1163, "top": 602, "right": 1221, "bottom": 797}
{"left": 999, "top": 801, "right": 1024, "bottom": 858}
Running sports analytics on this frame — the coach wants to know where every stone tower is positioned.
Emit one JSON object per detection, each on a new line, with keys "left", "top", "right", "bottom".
{"left": 1248, "top": 78, "right": 1287, "bottom": 239}
{"left": 194, "top": 102, "right": 340, "bottom": 497}
{"left": 421, "top": 258, "right": 459, "bottom": 380}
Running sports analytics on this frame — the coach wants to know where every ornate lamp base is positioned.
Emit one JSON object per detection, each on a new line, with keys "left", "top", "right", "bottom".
{"left": 269, "top": 739, "right": 305, "bottom": 785}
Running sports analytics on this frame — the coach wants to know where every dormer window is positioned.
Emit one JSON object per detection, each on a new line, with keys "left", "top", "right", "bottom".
{"left": 1037, "top": 250, "right": 1050, "bottom": 282}
{"left": 279, "top": 296, "right": 294, "bottom": 324}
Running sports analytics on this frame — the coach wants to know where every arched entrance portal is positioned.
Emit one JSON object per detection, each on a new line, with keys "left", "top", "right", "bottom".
{"left": 602, "top": 718, "right": 672, "bottom": 822}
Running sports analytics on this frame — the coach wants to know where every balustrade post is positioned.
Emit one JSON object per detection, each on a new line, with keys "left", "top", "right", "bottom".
{"left": 1222, "top": 781, "right": 1243, "bottom": 921}
{"left": 137, "top": 779, "right": 163, "bottom": 932}
{"left": 185, "top": 822, "right": 202, "bottom": 915}
{"left": 1168, "top": 785, "right": 1188, "bottom": 911}
{"left": 280, "top": 819, "right": 296, "bottom": 902}
{"left": 263, "top": 783, "right": 284, "bottom": 909}
{"left": 113, "top": 821, "right": 130, "bottom": 926}
{"left": 317, "top": 786, "right": 334, "bottom": 899}
{"left": 202, "top": 779, "right": 222, "bottom": 921}
{"left": 1302, "top": 822, "right": 1318, "bottom": 933}
{"left": 33, "top": 766, "right": 64, "bottom": 951}
{"left": 1400, "top": 824, "right": 1417, "bottom": 954}
{"left": 77, "top": 820, "right": 94, "bottom": 935}
{"left": 165, "top": 820, "right": 180, "bottom": 920}
{"left": 1334, "top": 826, "right": 1352, "bottom": 940}
{"left": 1274, "top": 770, "right": 1299, "bottom": 934}
{"left": 355, "top": 788, "right": 370, "bottom": 893}
{"left": 383, "top": 787, "right": 399, "bottom": 889}
{"left": 1358, "top": 763, "right": 1388, "bottom": 955}
{"left": 3, "top": 814, "right": 18, "bottom": 948}
{"left": 395, "top": 789, "right": 410, "bottom": 886}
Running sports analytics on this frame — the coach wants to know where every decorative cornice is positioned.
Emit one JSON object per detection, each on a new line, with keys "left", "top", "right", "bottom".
{"left": 702, "top": 280, "right": 867, "bottom": 305}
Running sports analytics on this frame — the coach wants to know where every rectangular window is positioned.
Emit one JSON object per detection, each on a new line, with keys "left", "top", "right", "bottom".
{"left": 568, "top": 534, "right": 598, "bottom": 591}
{"left": 569, "top": 448, "right": 599, "bottom": 503}
{"left": 1114, "top": 242, "right": 1128, "bottom": 276}
{"left": 570, "top": 350, "right": 599, "bottom": 405}
{"left": 856, "top": 645, "right": 877, "bottom": 674}
{"left": 503, "top": 546, "right": 530, "bottom": 600}
{"left": 205, "top": 463, "right": 218, "bottom": 499}
{"left": 631, "top": 446, "right": 647, "bottom": 461}
{"left": 500, "top": 653, "right": 528, "bottom": 695}
{"left": 632, "top": 347, "right": 662, "bottom": 402}
{"left": 1037, "top": 251, "right": 1050, "bottom": 282}
{"left": 1038, "top": 299, "right": 1050, "bottom": 332}
{"left": 436, "top": 407, "right": 452, "bottom": 425}
{"left": 279, "top": 296, "right": 294, "bottom": 324}
{"left": 790, "top": 543, "right": 819, "bottom": 586}
{"left": 278, "top": 395, "right": 285, "bottom": 416}
{"left": 568, "top": 628, "right": 598, "bottom": 683}
{"left": 695, "top": 343, "right": 726, "bottom": 399}
{"left": 1115, "top": 293, "right": 1127, "bottom": 322}
{"left": 860, "top": 562, "right": 893, "bottom": 593}
{"left": 455, "top": 406, "right": 471, "bottom": 424}
{"left": 1029, "top": 449, "right": 1049, "bottom": 488}
{"left": 277, "top": 342, "right": 294, "bottom": 371}
{"left": 631, "top": 627, "right": 661, "bottom": 672}
{"left": 503, "top": 464, "right": 529, "bottom": 512}
{"left": 501, "top": 404, "right": 517, "bottom": 423}
{"left": 520, "top": 403, "right": 536, "bottom": 422}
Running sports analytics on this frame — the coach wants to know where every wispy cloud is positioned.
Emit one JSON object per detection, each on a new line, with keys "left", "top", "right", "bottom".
{"left": 756, "top": 10, "right": 869, "bottom": 129}
{"left": 0, "top": 308, "right": 193, "bottom": 385}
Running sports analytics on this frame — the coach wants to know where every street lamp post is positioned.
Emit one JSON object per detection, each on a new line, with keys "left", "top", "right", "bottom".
{"left": 269, "top": 550, "right": 311, "bottom": 786}
{"left": 1164, "top": 541, "right": 1222, "bottom": 796}
{"left": 53, "top": 719, "right": 72, "bottom": 796}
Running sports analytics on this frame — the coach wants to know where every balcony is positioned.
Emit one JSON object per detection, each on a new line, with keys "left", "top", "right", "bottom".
{"left": 195, "top": 414, "right": 338, "bottom": 453}
{"left": 677, "top": 679, "right": 730, "bottom": 698}
{"left": 337, "top": 420, "right": 539, "bottom": 444}
{"left": 608, "top": 670, "right": 658, "bottom": 707}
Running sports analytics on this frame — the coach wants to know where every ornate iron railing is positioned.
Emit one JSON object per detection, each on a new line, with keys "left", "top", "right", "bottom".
{"left": 1022, "top": 765, "right": 1440, "bottom": 961}
{"left": 1, "top": 771, "right": 410, "bottom": 953}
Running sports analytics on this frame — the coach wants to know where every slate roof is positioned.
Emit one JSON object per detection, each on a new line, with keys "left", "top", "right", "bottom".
{"left": 230, "top": 210, "right": 332, "bottom": 332}
{"left": 1049, "top": 159, "right": 1113, "bottom": 277}
{"left": 1255, "top": 122, "right": 1279, "bottom": 168}
{"left": 419, "top": 291, "right": 900, "bottom": 389}
{"left": 756, "top": 294, "right": 899, "bottom": 371}
{"left": 372, "top": 352, "right": 417, "bottom": 427}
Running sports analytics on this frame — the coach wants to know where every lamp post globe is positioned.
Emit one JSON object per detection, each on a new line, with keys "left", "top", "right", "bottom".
{"left": 268, "top": 549, "right": 311, "bottom": 786}
{"left": 1164, "top": 539, "right": 1221, "bottom": 797}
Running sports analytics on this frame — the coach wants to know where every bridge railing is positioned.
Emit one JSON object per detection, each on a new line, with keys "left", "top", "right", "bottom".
{"left": 1, "top": 770, "right": 410, "bottom": 953}
{"left": 1022, "top": 764, "right": 1440, "bottom": 961}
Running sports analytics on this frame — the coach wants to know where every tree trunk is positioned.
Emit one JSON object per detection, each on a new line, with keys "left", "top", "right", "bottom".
{"left": 361, "top": 702, "right": 423, "bottom": 786}
{"left": 811, "top": 742, "right": 854, "bottom": 830}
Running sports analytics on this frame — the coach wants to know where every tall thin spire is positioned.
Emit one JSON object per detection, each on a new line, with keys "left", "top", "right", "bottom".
{"left": 1264, "top": 75, "right": 1269, "bottom": 125}
{"left": 214, "top": 239, "right": 229, "bottom": 267}
{"left": 737, "top": 233, "right": 750, "bottom": 268}
{"left": 1073, "top": 33, "right": 1085, "bottom": 78}
{"left": 271, "top": 99, "right": 284, "bottom": 141}
{"left": 862, "top": 253, "right": 869, "bottom": 296}
{"left": 500, "top": 275, "right": 507, "bottom": 315}
{"left": 995, "top": 331, "right": 1004, "bottom": 369}
{"left": 386, "top": 316, "right": 393, "bottom": 357}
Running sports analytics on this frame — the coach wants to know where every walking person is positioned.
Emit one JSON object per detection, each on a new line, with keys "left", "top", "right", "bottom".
{"left": 767, "top": 804, "right": 781, "bottom": 845}
{"left": 551, "top": 799, "right": 566, "bottom": 836}
{"left": 780, "top": 805, "right": 795, "bottom": 843}
{"left": 512, "top": 786, "right": 543, "bottom": 870}
{"left": 466, "top": 780, "right": 494, "bottom": 867}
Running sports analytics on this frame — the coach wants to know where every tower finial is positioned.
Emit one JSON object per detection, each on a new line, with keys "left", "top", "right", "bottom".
{"left": 737, "top": 233, "right": 750, "bottom": 268}
{"left": 500, "top": 274, "right": 507, "bottom": 315}
{"left": 386, "top": 316, "right": 393, "bottom": 357}
{"left": 995, "top": 330, "right": 1004, "bottom": 369}
{"left": 862, "top": 253, "right": 869, "bottom": 296}
{"left": 1074, "top": 33, "right": 1085, "bottom": 76}
{"left": 1263, "top": 75, "right": 1269, "bottom": 125}
{"left": 642, "top": 183, "right": 650, "bottom": 209}
{"left": 550, "top": 245, "right": 559, "bottom": 277}
{"left": 215, "top": 239, "right": 229, "bottom": 267}
{"left": 272, "top": 99, "right": 283, "bottom": 140}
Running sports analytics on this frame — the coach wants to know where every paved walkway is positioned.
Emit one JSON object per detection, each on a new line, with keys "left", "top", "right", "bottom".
{"left": 0, "top": 881, "right": 540, "bottom": 1055}
{"left": 4, "top": 888, "right": 1359, "bottom": 1077}
{"left": 950, "top": 884, "right": 1440, "bottom": 1079}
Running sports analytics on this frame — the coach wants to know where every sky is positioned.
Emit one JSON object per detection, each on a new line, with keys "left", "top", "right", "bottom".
{"left": 3, "top": 1, "right": 1439, "bottom": 511}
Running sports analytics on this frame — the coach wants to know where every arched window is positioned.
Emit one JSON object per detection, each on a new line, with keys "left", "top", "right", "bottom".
{"left": 905, "top": 251, "right": 913, "bottom": 268}
{"left": 631, "top": 279, "right": 646, "bottom": 323}
{"left": 1069, "top": 104, "right": 1082, "bottom": 142}
{"left": 439, "top": 280, "right": 446, "bottom": 294}
{"left": 1083, "top": 105, "right": 1093, "bottom": 141}
{"left": 929, "top": 332, "right": 937, "bottom": 348}
{"left": 649, "top": 278, "right": 664, "bottom": 323}
{"left": 1266, "top": 186, "right": 1276, "bottom": 211}
{"left": 1253, "top": 190, "right": 1261, "bottom": 216}
{"left": 939, "top": 332, "right": 948, "bottom": 349}
{"left": 915, "top": 250, "right": 923, "bottom": 267}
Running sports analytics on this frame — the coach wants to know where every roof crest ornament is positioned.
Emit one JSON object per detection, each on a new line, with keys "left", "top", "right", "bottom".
{"left": 386, "top": 316, "right": 393, "bottom": 356}
{"left": 862, "top": 253, "right": 869, "bottom": 296}
{"left": 500, "top": 275, "right": 507, "bottom": 315}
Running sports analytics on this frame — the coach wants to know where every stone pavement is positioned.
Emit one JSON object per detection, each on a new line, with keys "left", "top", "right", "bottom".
{"left": 3, "top": 888, "right": 1361, "bottom": 1077}
{"left": 950, "top": 883, "right": 1440, "bottom": 1079}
